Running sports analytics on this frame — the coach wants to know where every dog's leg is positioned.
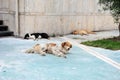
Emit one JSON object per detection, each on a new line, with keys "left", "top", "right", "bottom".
{"left": 60, "top": 49, "right": 67, "bottom": 54}
{"left": 35, "top": 38, "right": 39, "bottom": 41}
{"left": 34, "top": 48, "right": 46, "bottom": 56}
{"left": 35, "top": 49, "right": 46, "bottom": 56}
{"left": 50, "top": 49, "right": 61, "bottom": 57}
{"left": 39, "top": 50, "right": 46, "bottom": 56}
{"left": 57, "top": 52, "right": 67, "bottom": 58}
{"left": 52, "top": 49, "right": 66, "bottom": 58}
{"left": 25, "top": 48, "right": 34, "bottom": 53}
{"left": 52, "top": 50, "right": 58, "bottom": 56}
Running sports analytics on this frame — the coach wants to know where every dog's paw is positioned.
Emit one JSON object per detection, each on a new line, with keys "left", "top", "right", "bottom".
{"left": 41, "top": 54, "right": 46, "bottom": 56}
{"left": 63, "top": 56, "right": 67, "bottom": 58}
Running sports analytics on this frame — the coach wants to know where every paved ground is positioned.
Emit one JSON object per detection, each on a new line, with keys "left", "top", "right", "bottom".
{"left": 0, "top": 37, "right": 120, "bottom": 80}
{"left": 64, "top": 30, "right": 119, "bottom": 43}
{"left": 0, "top": 30, "right": 120, "bottom": 80}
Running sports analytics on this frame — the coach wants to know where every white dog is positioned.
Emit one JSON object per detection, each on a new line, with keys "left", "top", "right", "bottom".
{"left": 25, "top": 41, "right": 72, "bottom": 58}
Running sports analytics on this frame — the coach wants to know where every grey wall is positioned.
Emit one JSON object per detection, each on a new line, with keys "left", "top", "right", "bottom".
{"left": 0, "top": 0, "right": 117, "bottom": 37}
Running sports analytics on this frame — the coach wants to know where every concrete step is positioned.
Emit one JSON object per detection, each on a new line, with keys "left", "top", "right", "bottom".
{"left": 0, "top": 31, "right": 14, "bottom": 37}
{"left": 0, "top": 20, "right": 3, "bottom": 25}
{"left": 0, "top": 25, "right": 8, "bottom": 31}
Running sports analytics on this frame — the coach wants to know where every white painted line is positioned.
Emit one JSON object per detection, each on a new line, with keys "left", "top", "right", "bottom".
{"left": 61, "top": 37, "right": 120, "bottom": 70}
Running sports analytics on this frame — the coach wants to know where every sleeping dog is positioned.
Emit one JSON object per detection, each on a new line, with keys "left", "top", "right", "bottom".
{"left": 25, "top": 41, "right": 72, "bottom": 58}
{"left": 46, "top": 41, "right": 72, "bottom": 58}
{"left": 72, "top": 29, "right": 95, "bottom": 35}
{"left": 24, "top": 33, "right": 50, "bottom": 40}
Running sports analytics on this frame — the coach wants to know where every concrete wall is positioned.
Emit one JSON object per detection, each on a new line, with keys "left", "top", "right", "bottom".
{"left": 0, "top": 0, "right": 117, "bottom": 36}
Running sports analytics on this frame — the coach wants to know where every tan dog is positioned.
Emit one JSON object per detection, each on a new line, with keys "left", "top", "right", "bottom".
{"left": 46, "top": 41, "right": 72, "bottom": 58}
{"left": 25, "top": 44, "right": 46, "bottom": 56}
{"left": 72, "top": 29, "right": 95, "bottom": 35}
{"left": 25, "top": 41, "right": 72, "bottom": 58}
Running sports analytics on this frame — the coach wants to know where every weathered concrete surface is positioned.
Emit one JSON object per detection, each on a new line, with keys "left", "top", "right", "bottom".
{"left": 0, "top": 0, "right": 118, "bottom": 37}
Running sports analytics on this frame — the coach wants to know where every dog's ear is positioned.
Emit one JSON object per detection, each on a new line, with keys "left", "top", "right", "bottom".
{"left": 61, "top": 42, "right": 66, "bottom": 47}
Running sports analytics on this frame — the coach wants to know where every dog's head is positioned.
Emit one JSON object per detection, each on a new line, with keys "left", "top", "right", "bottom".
{"left": 24, "top": 33, "right": 35, "bottom": 40}
{"left": 24, "top": 33, "right": 30, "bottom": 39}
{"left": 61, "top": 41, "right": 72, "bottom": 51}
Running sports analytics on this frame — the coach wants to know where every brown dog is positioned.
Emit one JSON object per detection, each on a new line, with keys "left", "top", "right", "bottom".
{"left": 46, "top": 41, "right": 72, "bottom": 58}
{"left": 72, "top": 29, "right": 95, "bottom": 35}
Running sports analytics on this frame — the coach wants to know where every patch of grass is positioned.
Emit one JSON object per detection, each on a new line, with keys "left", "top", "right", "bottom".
{"left": 81, "top": 37, "right": 120, "bottom": 50}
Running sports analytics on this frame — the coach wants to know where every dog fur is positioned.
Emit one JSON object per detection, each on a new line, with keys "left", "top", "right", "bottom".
{"left": 25, "top": 44, "right": 46, "bottom": 56}
{"left": 25, "top": 41, "right": 72, "bottom": 58}
{"left": 46, "top": 41, "right": 72, "bottom": 58}
{"left": 61, "top": 41, "right": 72, "bottom": 54}
{"left": 72, "top": 29, "right": 95, "bottom": 35}
{"left": 24, "top": 33, "right": 50, "bottom": 40}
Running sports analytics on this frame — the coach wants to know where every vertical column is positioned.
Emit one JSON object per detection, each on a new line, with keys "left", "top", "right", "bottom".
{"left": 15, "top": 0, "right": 19, "bottom": 35}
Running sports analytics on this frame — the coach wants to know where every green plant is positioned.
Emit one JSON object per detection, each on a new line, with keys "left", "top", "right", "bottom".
{"left": 99, "top": 0, "right": 120, "bottom": 36}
